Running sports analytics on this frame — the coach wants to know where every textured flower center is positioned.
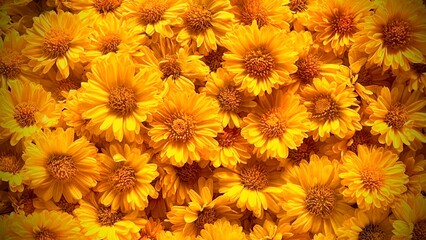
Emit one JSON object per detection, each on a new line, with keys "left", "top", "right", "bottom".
{"left": 0, "top": 152, "right": 24, "bottom": 173}
{"left": 216, "top": 127, "right": 240, "bottom": 148}
{"left": 185, "top": 5, "right": 213, "bottom": 33}
{"left": 260, "top": 109, "right": 286, "bottom": 138}
{"left": 413, "top": 220, "right": 426, "bottom": 240}
{"left": 46, "top": 154, "right": 76, "bottom": 181}
{"left": 384, "top": 102, "right": 407, "bottom": 129}
{"left": 244, "top": 48, "right": 275, "bottom": 78}
{"left": 97, "top": 205, "right": 124, "bottom": 226}
{"left": 167, "top": 113, "right": 195, "bottom": 142}
{"left": 330, "top": 12, "right": 354, "bottom": 34}
{"left": 312, "top": 96, "right": 339, "bottom": 120}
{"left": 383, "top": 19, "right": 411, "bottom": 49}
{"left": 203, "top": 46, "right": 226, "bottom": 72}
{"left": 288, "top": 137, "right": 317, "bottom": 165}
{"left": 295, "top": 54, "right": 320, "bottom": 84}
{"left": 108, "top": 86, "right": 137, "bottom": 116}
{"left": 305, "top": 185, "right": 336, "bottom": 217}
{"left": 159, "top": 57, "right": 181, "bottom": 80}
{"left": 139, "top": 3, "right": 167, "bottom": 24}
{"left": 43, "top": 29, "right": 72, "bottom": 58}
{"left": 361, "top": 169, "right": 383, "bottom": 191}
{"left": 0, "top": 50, "right": 22, "bottom": 79}
{"left": 195, "top": 208, "right": 217, "bottom": 230}
{"left": 111, "top": 165, "right": 136, "bottom": 192}
{"left": 13, "top": 102, "right": 38, "bottom": 127}
{"left": 217, "top": 86, "right": 242, "bottom": 112}
{"left": 240, "top": 164, "right": 268, "bottom": 190}
{"left": 175, "top": 163, "right": 201, "bottom": 183}
{"left": 358, "top": 224, "right": 386, "bottom": 240}
{"left": 56, "top": 198, "right": 79, "bottom": 214}
{"left": 100, "top": 33, "right": 121, "bottom": 54}
{"left": 289, "top": 0, "right": 308, "bottom": 12}
{"left": 34, "top": 229, "right": 56, "bottom": 240}
{"left": 93, "top": 0, "right": 123, "bottom": 13}
{"left": 412, "top": 63, "right": 426, "bottom": 74}
{"left": 347, "top": 129, "right": 372, "bottom": 153}
{"left": 239, "top": 0, "right": 268, "bottom": 27}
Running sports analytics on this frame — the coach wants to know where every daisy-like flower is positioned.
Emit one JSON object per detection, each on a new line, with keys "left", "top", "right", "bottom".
{"left": 123, "top": 0, "right": 186, "bottom": 38}
{"left": 282, "top": 155, "right": 354, "bottom": 235}
{"left": 167, "top": 178, "right": 241, "bottom": 237}
{"left": 94, "top": 143, "right": 159, "bottom": 212}
{"left": 67, "top": 0, "right": 125, "bottom": 24}
{"left": 0, "top": 141, "right": 25, "bottom": 192}
{"left": 396, "top": 62, "right": 426, "bottom": 93}
{"left": 250, "top": 216, "right": 288, "bottom": 240}
{"left": 339, "top": 145, "right": 409, "bottom": 210}
{"left": 365, "top": 85, "right": 426, "bottom": 152}
{"left": 148, "top": 90, "right": 222, "bottom": 166}
{"left": 23, "top": 10, "right": 90, "bottom": 80}
{"left": 23, "top": 127, "right": 99, "bottom": 203}
{"left": 285, "top": 0, "right": 318, "bottom": 30}
{"left": 81, "top": 53, "right": 161, "bottom": 143}
{"left": 176, "top": 0, "right": 235, "bottom": 54}
{"left": 201, "top": 68, "right": 257, "bottom": 128}
{"left": 300, "top": 77, "right": 362, "bottom": 141}
{"left": 33, "top": 196, "right": 80, "bottom": 215}
{"left": 214, "top": 158, "right": 284, "bottom": 218}
{"left": 306, "top": 0, "right": 373, "bottom": 56}
{"left": 7, "top": 210, "right": 82, "bottom": 240}
{"left": 221, "top": 21, "right": 298, "bottom": 96}
{"left": 197, "top": 217, "right": 246, "bottom": 240}
{"left": 0, "top": 80, "right": 60, "bottom": 146}
{"left": 396, "top": 150, "right": 426, "bottom": 201}
{"left": 74, "top": 192, "right": 144, "bottom": 240}
{"left": 391, "top": 194, "right": 426, "bottom": 240}
{"left": 241, "top": 89, "right": 310, "bottom": 161}
{"left": 139, "top": 218, "right": 164, "bottom": 240}
{"left": 8, "top": 188, "right": 37, "bottom": 216}
{"left": 351, "top": 0, "right": 426, "bottom": 72}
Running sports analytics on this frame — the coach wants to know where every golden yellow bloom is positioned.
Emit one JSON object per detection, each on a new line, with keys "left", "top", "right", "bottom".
{"left": 286, "top": 136, "right": 322, "bottom": 167}
{"left": 0, "top": 80, "right": 60, "bottom": 146}
{"left": 391, "top": 194, "right": 426, "bottom": 240}
{"left": 94, "top": 143, "right": 159, "bottom": 212}
{"left": 197, "top": 217, "right": 246, "bottom": 240}
{"left": 250, "top": 217, "right": 285, "bottom": 240}
{"left": 148, "top": 90, "right": 222, "bottom": 166}
{"left": 67, "top": 0, "right": 125, "bottom": 23}
{"left": 0, "top": 141, "right": 25, "bottom": 192}
{"left": 396, "top": 62, "right": 426, "bottom": 93}
{"left": 23, "top": 10, "right": 90, "bottom": 80}
{"left": 285, "top": 0, "right": 318, "bottom": 31}
{"left": 139, "top": 218, "right": 164, "bottom": 240}
{"left": 242, "top": 90, "right": 310, "bottom": 161}
{"left": 396, "top": 150, "right": 426, "bottom": 201}
{"left": 221, "top": 21, "right": 298, "bottom": 96}
{"left": 340, "top": 145, "right": 409, "bottom": 210}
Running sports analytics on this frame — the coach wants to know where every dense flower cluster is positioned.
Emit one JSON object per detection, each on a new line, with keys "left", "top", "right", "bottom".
{"left": 0, "top": 0, "right": 426, "bottom": 239}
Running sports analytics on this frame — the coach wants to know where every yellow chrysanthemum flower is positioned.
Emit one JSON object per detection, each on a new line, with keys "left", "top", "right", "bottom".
{"left": 286, "top": 136, "right": 323, "bottom": 167}
{"left": 81, "top": 53, "right": 161, "bottom": 143}
{"left": 396, "top": 151, "right": 426, "bottom": 201}
{"left": 23, "top": 127, "right": 99, "bottom": 202}
{"left": 67, "top": 0, "right": 125, "bottom": 24}
{"left": 0, "top": 80, "right": 60, "bottom": 146}
{"left": 391, "top": 194, "right": 426, "bottom": 240}
{"left": 282, "top": 155, "right": 354, "bottom": 235}
{"left": 139, "top": 218, "right": 164, "bottom": 240}
{"left": 94, "top": 143, "right": 159, "bottom": 212}
{"left": 339, "top": 145, "right": 409, "bottom": 210}
{"left": 241, "top": 90, "right": 310, "bottom": 161}
{"left": 396, "top": 62, "right": 426, "bottom": 93}
{"left": 284, "top": 0, "right": 318, "bottom": 31}
{"left": 0, "top": 141, "right": 25, "bottom": 192}
{"left": 197, "top": 217, "right": 246, "bottom": 240}
{"left": 148, "top": 90, "right": 222, "bottom": 166}
{"left": 365, "top": 85, "right": 426, "bottom": 152}
{"left": 250, "top": 217, "right": 287, "bottom": 240}
{"left": 300, "top": 77, "right": 361, "bottom": 141}
{"left": 23, "top": 10, "right": 90, "bottom": 80}
{"left": 351, "top": 0, "right": 426, "bottom": 72}
{"left": 221, "top": 21, "right": 298, "bottom": 96}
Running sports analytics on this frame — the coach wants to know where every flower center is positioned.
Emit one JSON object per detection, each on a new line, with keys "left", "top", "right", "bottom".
{"left": 216, "top": 127, "right": 240, "bottom": 148}
{"left": 239, "top": 0, "right": 268, "bottom": 27}
{"left": 305, "top": 185, "right": 336, "bottom": 217}
{"left": 195, "top": 208, "right": 217, "bottom": 230}
{"left": 111, "top": 165, "right": 136, "bottom": 192}
{"left": 108, "top": 86, "right": 137, "bottom": 116}
{"left": 412, "top": 63, "right": 426, "bottom": 74}
{"left": 34, "top": 229, "right": 56, "bottom": 240}
{"left": 347, "top": 129, "right": 372, "bottom": 153}
{"left": 185, "top": 5, "right": 213, "bottom": 33}
{"left": 159, "top": 56, "right": 181, "bottom": 80}
{"left": 46, "top": 154, "right": 76, "bottom": 181}
{"left": 97, "top": 205, "right": 124, "bottom": 226}
{"left": 244, "top": 48, "right": 275, "bottom": 78}
{"left": 43, "top": 29, "right": 72, "bottom": 58}
{"left": 359, "top": 224, "right": 386, "bottom": 240}
{"left": 217, "top": 86, "right": 242, "bottom": 112}
{"left": 0, "top": 151, "right": 24, "bottom": 174}
{"left": 288, "top": 137, "right": 317, "bottom": 165}
{"left": 100, "top": 33, "right": 121, "bottom": 54}
{"left": 330, "top": 12, "right": 354, "bottom": 34}
{"left": 260, "top": 109, "right": 286, "bottom": 138}
{"left": 312, "top": 96, "right": 339, "bottom": 120}
{"left": 289, "top": 0, "right": 308, "bottom": 13}
{"left": 413, "top": 220, "right": 426, "bottom": 240}
{"left": 384, "top": 102, "right": 407, "bottom": 129}
{"left": 175, "top": 163, "right": 201, "bottom": 183}
{"left": 166, "top": 113, "right": 195, "bottom": 142}
{"left": 56, "top": 198, "right": 79, "bottom": 214}
{"left": 0, "top": 50, "right": 22, "bottom": 79}
{"left": 240, "top": 164, "right": 268, "bottom": 190}
{"left": 361, "top": 169, "right": 383, "bottom": 191}
{"left": 295, "top": 54, "right": 320, "bottom": 84}
{"left": 138, "top": 3, "right": 167, "bottom": 24}
{"left": 14, "top": 102, "right": 38, "bottom": 127}
{"left": 203, "top": 46, "right": 226, "bottom": 72}
{"left": 93, "top": 0, "right": 123, "bottom": 14}
{"left": 383, "top": 19, "right": 411, "bottom": 50}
